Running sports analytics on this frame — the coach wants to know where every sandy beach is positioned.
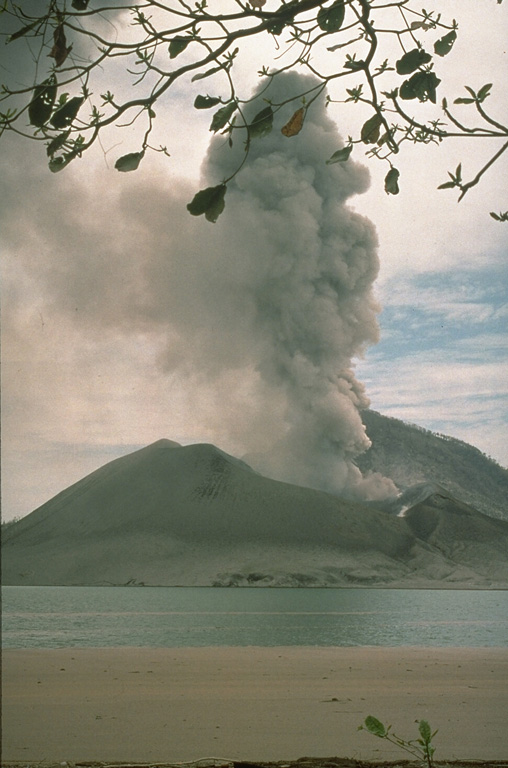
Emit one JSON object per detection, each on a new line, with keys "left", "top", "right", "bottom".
{"left": 2, "top": 646, "right": 508, "bottom": 763}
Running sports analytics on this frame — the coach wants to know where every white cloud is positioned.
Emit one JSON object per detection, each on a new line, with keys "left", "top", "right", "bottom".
{"left": 356, "top": 261, "right": 508, "bottom": 468}
{"left": 357, "top": 345, "right": 508, "bottom": 467}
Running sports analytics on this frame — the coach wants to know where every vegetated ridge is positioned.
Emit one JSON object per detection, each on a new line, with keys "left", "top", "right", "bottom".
{"left": 357, "top": 410, "right": 508, "bottom": 522}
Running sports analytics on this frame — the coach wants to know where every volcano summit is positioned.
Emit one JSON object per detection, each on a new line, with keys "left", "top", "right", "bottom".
{"left": 3, "top": 422, "right": 507, "bottom": 588}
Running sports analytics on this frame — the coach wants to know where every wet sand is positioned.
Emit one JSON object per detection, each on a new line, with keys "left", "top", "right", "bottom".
{"left": 2, "top": 646, "right": 507, "bottom": 763}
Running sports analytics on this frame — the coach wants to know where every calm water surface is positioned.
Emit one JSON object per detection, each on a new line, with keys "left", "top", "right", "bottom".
{"left": 2, "top": 586, "right": 507, "bottom": 648}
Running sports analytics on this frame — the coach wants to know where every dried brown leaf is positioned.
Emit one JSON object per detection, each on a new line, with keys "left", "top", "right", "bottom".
{"left": 281, "top": 107, "right": 305, "bottom": 137}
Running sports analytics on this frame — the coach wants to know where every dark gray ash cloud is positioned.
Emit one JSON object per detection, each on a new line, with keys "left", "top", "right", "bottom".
{"left": 186, "top": 72, "right": 398, "bottom": 499}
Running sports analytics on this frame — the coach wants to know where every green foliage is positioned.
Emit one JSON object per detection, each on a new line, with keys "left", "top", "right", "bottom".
{"left": 209, "top": 101, "right": 237, "bottom": 133}
{"left": 248, "top": 106, "right": 273, "bottom": 139}
{"left": 28, "top": 76, "right": 57, "bottom": 127}
{"left": 358, "top": 407, "right": 508, "bottom": 519}
{"left": 0, "top": 0, "right": 506, "bottom": 221}
{"left": 360, "top": 715, "right": 438, "bottom": 768}
{"left": 454, "top": 83, "right": 493, "bottom": 105}
{"left": 317, "top": 1, "right": 345, "bottom": 33}
{"left": 396, "top": 48, "right": 432, "bottom": 75}
{"left": 434, "top": 30, "right": 457, "bottom": 56}
{"left": 7, "top": 19, "right": 40, "bottom": 43}
{"left": 187, "top": 184, "right": 227, "bottom": 223}
{"left": 399, "top": 71, "right": 441, "bottom": 103}
{"left": 361, "top": 113, "right": 383, "bottom": 144}
{"left": 169, "top": 36, "right": 191, "bottom": 59}
{"left": 115, "top": 151, "right": 145, "bottom": 172}
{"left": 191, "top": 65, "right": 224, "bottom": 82}
{"left": 490, "top": 210, "right": 508, "bottom": 221}
{"left": 46, "top": 130, "right": 70, "bottom": 156}
{"left": 438, "top": 162, "right": 462, "bottom": 190}
{"left": 194, "top": 95, "right": 221, "bottom": 110}
{"left": 48, "top": 156, "right": 70, "bottom": 172}
{"left": 326, "top": 144, "right": 353, "bottom": 164}
{"left": 384, "top": 167, "right": 400, "bottom": 195}
{"left": 267, "top": 0, "right": 300, "bottom": 35}
{"left": 363, "top": 715, "right": 387, "bottom": 737}
{"left": 50, "top": 97, "right": 84, "bottom": 129}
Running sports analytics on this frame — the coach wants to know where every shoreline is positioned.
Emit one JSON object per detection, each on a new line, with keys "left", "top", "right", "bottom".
{"left": 3, "top": 583, "right": 508, "bottom": 589}
{"left": 3, "top": 646, "right": 508, "bottom": 763}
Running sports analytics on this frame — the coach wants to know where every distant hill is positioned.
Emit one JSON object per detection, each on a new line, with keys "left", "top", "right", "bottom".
{"left": 2, "top": 436, "right": 508, "bottom": 588}
{"left": 357, "top": 410, "right": 508, "bottom": 522}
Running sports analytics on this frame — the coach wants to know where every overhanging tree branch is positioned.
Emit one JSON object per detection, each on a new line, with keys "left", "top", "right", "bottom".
{"left": 0, "top": 0, "right": 506, "bottom": 222}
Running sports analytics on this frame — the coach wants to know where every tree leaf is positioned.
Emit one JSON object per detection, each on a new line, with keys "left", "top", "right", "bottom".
{"left": 7, "top": 19, "right": 39, "bottom": 42}
{"left": 48, "top": 151, "right": 78, "bottom": 173}
{"left": 384, "top": 167, "right": 400, "bottom": 195}
{"left": 194, "top": 95, "right": 221, "bottom": 109}
{"left": 453, "top": 97, "right": 475, "bottom": 104}
{"left": 378, "top": 129, "right": 394, "bottom": 147}
{"left": 364, "top": 716, "right": 387, "bottom": 737}
{"left": 192, "top": 65, "right": 223, "bottom": 82}
{"left": 281, "top": 107, "right": 305, "bottom": 137}
{"left": 326, "top": 145, "right": 352, "bottom": 163}
{"left": 46, "top": 130, "right": 71, "bottom": 157}
{"left": 437, "top": 181, "right": 456, "bottom": 189}
{"left": 210, "top": 101, "right": 237, "bottom": 132}
{"left": 48, "top": 156, "right": 68, "bottom": 173}
{"left": 434, "top": 30, "right": 457, "bottom": 56}
{"left": 169, "top": 36, "right": 190, "bottom": 59}
{"left": 187, "top": 183, "right": 227, "bottom": 223}
{"left": 249, "top": 105, "right": 273, "bottom": 138}
{"left": 396, "top": 48, "right": 432, "bottom": 75}
{"left": 317, "top": 0, "right": 345, "bottom": 33}
{"left": 267, "top": 0, "right": 299, "bottom": 34}
{"left": 49, "top": 24, "right": 72, "bottom": 67}
{"left": 28, "top": 75, "right": 57, "bottom": 127}
{"left": 114, "top": 150, "right": 145, "bottom": 172}
{"left": 72, "top": 0, "right": 90, "bottom": 9}
{"left": 477, "top": 83, "right": 493, "bottom": 101}
{"left": 267, "top": 18, "right": 286, "bottom": 35}
{"left": 361, "top": 112, "right": 383, "bottom": 143}
{"left": 50, "top": 96, "right": 84, "bottom": 129}
{"left": 399, "top": 71, "right": 440, "bottom": 102}
{"left": 399, "top": 77, "right": 418, "bottom": 100}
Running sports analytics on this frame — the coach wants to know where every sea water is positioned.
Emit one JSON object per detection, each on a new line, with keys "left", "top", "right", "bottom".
{"left": 2, "top": 586, "right": 507, "bottom": 648}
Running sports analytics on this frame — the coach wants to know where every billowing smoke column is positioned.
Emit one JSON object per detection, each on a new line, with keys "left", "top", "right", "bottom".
{"left": 156, "top": 72, "right": 398, "bottom": 501}
{"left": 2, "top": 70, "right": 398, "bottom": 503}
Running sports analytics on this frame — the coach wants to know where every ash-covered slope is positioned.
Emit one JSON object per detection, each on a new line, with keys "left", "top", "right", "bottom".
{"left": 2, "top": 438, "right": 508, "bottom": 587}
{"left": 357, "top": 410, "right": 508, "bottom": 521}
{"left": 400, "top": 486, "right": 508, "bottom": 585}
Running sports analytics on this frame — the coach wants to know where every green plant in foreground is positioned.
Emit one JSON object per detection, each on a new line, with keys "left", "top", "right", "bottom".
{"left": 359, "top": 715, "right": 437, "bottom": 768}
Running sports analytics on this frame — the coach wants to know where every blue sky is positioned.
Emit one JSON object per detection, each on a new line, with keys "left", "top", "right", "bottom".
{"left": 356, "top": 264, "right": 508, "bottom": 464}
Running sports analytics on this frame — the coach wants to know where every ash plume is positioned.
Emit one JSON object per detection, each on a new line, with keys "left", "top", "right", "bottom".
{"left": 159, "top": 71, "right": 398, "bottom": 501}
{"left": 1, "top": 72, "right": 398, "bottom": 503}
